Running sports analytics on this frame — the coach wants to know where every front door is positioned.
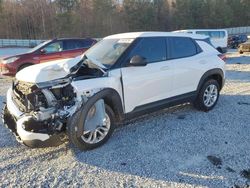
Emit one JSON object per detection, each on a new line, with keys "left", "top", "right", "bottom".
{"left": 38, "top": 41, "right": 63, "bottom": 63}
{"left": 121, "top": 37, "right": 175, "bottom": 113}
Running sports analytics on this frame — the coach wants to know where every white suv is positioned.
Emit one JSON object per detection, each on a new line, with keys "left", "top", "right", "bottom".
{"left": 2, "top": 32, "right": 226, "bottom": 150}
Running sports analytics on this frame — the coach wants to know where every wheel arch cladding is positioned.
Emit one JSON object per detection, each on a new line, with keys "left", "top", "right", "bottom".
{"left": 197, "top": 69, "right": 224, "bottom": 91}
{"left": 102, "top": 88, "right": 124, "bottom": 122}
{"left": 88, "top": 88, "right": 124, "bottom": 122}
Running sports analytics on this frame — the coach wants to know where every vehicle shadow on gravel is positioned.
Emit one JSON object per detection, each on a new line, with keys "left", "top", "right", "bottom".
{"left": 226, "top": 70, "right": 250, "bottom": 82}
{"left": 0, "top": 83, "right": 249, "bottom": 187}
{"left": 70, "top": 94, "right": 250, "bottom": 187}
{"left": 226, "top": 53, "right": 250, "bottom": 65}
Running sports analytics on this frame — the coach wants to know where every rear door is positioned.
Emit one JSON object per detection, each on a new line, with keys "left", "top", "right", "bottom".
{"left": 121, "top": 37, "right": 175, "bottom": 113}
{"left": 167, "top": 37, "right": 204, "bottom": 96}
{"left": 38, "top": 41, "right": 63, "bottom": 63}
{"left": 61, "top": 40, "right": 84, "bottom": 59}
{"left": 61, "top": 39, "right": 95, "bottom": 59}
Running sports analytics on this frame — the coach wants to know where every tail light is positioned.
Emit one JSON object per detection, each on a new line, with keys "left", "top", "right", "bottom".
{"left": 218, "top": 54, "right": 226, "bottom": 62}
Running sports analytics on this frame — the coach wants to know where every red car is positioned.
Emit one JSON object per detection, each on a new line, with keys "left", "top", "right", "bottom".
{"left": 0, "top": 38, "right": 97, "bottom": 76}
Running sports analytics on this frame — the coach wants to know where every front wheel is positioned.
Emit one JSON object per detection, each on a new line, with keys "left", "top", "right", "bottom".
{"left": 68, "top": 101, "right": 115, "bottom": 150}
{"left": 194, "top": 79, "right": 220, "bottom": 112}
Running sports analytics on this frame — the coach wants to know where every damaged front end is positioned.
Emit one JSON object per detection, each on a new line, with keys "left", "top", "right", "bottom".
{"left": 2, "top": 78, "right": 82, "bottom": 147}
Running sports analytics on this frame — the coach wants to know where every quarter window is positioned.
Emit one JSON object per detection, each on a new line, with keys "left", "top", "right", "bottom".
{"left": 129, "top": 37, "right": 167, "bottom": 63}
{"left": 169, "top": 37, "right": 197, "bottom": 59}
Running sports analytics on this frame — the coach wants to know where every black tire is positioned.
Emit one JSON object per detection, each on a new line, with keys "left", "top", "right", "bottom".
{"left": 239, "top": 51, "right": 243, "bottom": 54}
{"left": 67, "top": 103, "right": 115, "bottom": 151}
{"left": 194, "top": 79, "right": 220, "bottom": 112}
{"left": 17, "top": 63, "right": 33, "bottom": 72}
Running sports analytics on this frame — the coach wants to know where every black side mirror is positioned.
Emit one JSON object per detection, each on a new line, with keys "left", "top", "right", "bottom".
{"left": 129, "top": 55, "right": 147, "bottom": 67}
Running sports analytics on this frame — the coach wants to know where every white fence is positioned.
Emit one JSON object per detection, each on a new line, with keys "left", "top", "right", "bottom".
{"left": 225, "top": 26, "right": 250, "bottom": 36}
{"left": 0, "top": 39, "right": 44, "bottom": 48}
{"left": 0, "top": 27, "right": 250, "bottom": 47}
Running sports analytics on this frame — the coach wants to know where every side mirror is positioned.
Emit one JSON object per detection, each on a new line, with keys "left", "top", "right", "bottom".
{"left": 129, "top": 55, "right": 147, "bottom": 67}
{"left": 40, "top": 49, "right": 46, "bottom": 54}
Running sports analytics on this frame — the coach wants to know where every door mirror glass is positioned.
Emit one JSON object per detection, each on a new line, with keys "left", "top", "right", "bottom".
{"left": 129, "top": 55, "right": 147, "bottom": 66}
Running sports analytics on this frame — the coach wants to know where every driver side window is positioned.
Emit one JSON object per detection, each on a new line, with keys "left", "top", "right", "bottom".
{"left": 129, "top": 37, "right": 167, "bottom": 64}
{"left": 42, "top": 41, "right": 63, "bottom": 54}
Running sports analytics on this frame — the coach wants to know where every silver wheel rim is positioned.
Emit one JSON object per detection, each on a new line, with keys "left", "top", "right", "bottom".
{"left": 81, "top": 113, "right": 111, "bottom": 144}
{"left": 203, "top": 84, "right": 218, "bottom": 107}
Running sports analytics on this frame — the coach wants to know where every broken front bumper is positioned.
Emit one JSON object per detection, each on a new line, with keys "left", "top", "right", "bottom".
{"left": 2, "top": 88, "right": 65, "bottom": 148}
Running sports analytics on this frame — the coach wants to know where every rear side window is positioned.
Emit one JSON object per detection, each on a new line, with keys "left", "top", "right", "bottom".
{"left": 169, "top": 37, "right": 197, "bottom": 59}
{"left": 196, "top": 31, "right": 226, "bottom": 39}
{"left": 64, "top": 39, "right": 95, "bottom": 50}
{"left": 196, "top": 31, "right": 210, "bottom": 37}
{"left": 210, "top": 31, "right": 221, "bottom": 39}
{"left": 129, "top": 37, "right": 167, "bottom": 63}
{"left": 220, "top": 31, "right": 226, "bottom": 38}
{"left": 64, "top": 40, "right": 83, "bottom": 50}
{"left": 81, "top": 40, "right": 95, "bottom": 48}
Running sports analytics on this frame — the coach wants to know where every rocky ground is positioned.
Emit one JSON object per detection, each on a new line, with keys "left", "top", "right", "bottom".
{"left": 0, "top": 49, "right": 250, "bottom": 188}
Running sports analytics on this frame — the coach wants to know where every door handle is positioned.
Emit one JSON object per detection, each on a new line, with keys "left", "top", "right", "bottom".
{"left": 161, "top": 66, "right": 170, "bottom": 71}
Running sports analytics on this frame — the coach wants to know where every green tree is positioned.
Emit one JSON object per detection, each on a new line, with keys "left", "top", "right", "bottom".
{"left": 123, "top": 0, "right": 157, "bottom": 31}
{"left": 92, "top": 0, "right": 115, "bottom": 36}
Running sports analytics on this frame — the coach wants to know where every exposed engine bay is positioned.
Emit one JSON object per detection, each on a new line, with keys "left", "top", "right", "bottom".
{"left": 3, "top": 63, "right": 106, "bottom": 147}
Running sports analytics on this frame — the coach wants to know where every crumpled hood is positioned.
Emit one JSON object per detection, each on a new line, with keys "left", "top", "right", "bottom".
{"left": 16, "top": 56, "right": 83, "bottom": 83}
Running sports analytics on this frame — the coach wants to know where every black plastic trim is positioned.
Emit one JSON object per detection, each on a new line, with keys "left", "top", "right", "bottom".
{"left": 197, "top": 68, "right": 225, "bottom": 91}
{"left": 125, "top": 91, "right": 197, "bottom": 119}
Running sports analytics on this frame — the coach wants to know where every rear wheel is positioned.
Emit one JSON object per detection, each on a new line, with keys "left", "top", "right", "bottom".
{"left": 68, "top": 101, "right": 115, "bottom": 150}
{"left": 194, "top": 79, "right": 220, "bottom": 112}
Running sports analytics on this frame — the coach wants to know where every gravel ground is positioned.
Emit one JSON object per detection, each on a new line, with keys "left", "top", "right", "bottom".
{"left": 0, "top": 49, "right": 250, "bottom": 187}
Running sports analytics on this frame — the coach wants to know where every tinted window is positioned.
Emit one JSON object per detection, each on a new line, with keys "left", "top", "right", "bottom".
{"left": 196, "top": 31, "right": 210, "bottom": 37}
{"left": 169, "top": 37, "right": 197, "bottom": 59}
{"left": 81, "top": 40, "right": 95, "bottom": 48}
{"left": 43, "top": 41, "right": 63, "bottom": 53}
{"left": 220, "top": 31, "right": 226, "bottom": 38}
{"left": 210, "top": 31, "right": 220, "bottom": 39}
{"left": 64, "top": 39, "right": 95, "bottom": 50}
{"left": 130, "top": 37, "right": 166, "bottom": 63}
{"left": 196, "top": 31, "right": 226, "bottom": 39}
{"left": 64, "top": 40, "right": 83, "bottom": 50}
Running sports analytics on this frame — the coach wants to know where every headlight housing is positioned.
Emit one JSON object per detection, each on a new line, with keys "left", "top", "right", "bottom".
{"left": 2, "top": 57, "right": 19, "bottom": 64}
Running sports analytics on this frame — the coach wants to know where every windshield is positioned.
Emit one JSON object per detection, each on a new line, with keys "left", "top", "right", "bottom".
{"left": 85, "top": 38, "right": 134, "bottom": 68}
{"left": 28, "top": 40, "right": 52, "bottom": 53}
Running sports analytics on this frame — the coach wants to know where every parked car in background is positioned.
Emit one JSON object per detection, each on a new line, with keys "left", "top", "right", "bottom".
{"left": 238, "top": 42, "right": 250, "bottom": 54}
{"left": 228, "top": 34, "right": 248, "bottom": 49}
{"left": 2, "top": 32, "right": 226, "bottom": 150}
{"left": 174, "top": 29, "right": 228, "bottom": 53}
{"left": 0, "top": 38, "right": 97, "bottom": 76}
